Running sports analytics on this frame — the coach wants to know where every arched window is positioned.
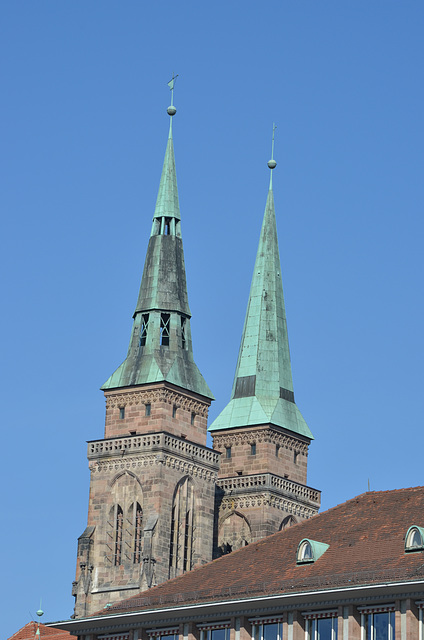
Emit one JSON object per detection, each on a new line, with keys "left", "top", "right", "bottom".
{"left": 169, "top": 477, "right": 195, "bottom": 578}
{"left": 218, "top": 511, "right": 251, "bottom": 556}
{"left": 296, "top": 538, "right": 329, "bottom": 564}
{"left": 299, "top": 540, "right": 313, "bottom": 562}
{"left": 108, "top": 472, "right": 143, "bottom": 567}
{"left": 114, "top": 505, "right": 123, "bottom": 566}
{"left": 405, "top": 525, "right": 424, "bottom": 552}
{"left": 280, "top": 515, "right": 297, "bottom": 530}
{"left": 129, "top": 502, "right": 143, "bottom": 563}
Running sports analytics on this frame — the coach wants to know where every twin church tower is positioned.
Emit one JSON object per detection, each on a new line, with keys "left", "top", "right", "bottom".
{"left": 72, "top": 81, "right": 321, "bottom": 618}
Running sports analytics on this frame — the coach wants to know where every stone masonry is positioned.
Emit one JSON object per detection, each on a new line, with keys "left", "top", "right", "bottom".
{"left": 72, "top": 382, "right": 219, "bottom": 618}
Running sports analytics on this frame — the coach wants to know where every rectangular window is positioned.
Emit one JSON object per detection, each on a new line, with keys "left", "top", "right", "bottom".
{"left": 225, "top": 446, "right": 231, "bottom": 459}
{"left": 251, "top": 443, "right": 256, "bottom": 456}
{"left": 275, "top": 444, "right": 280, "bottom": 457}
{"left": 145, "top": 403, "right": 151, "bottom": 417}
{"left": 362, "top": 611, "right": 395, "bottom": 640}
{"left": 119, "top": 407, "right": 125, "bottom": 420}
{"left": 173, "top": 405, "right": 177, "bottom": 418}
{"left": 148, "top": 629, "right": 179, "bottom": 640}
{"left": 304, "top": 612, "right": 338, "bottom": 640}
{"left": 160, "top": 313, "right": 170, "bottom": 346}
{"left": 191, "top": 412, "right": 195, "bottom": 425}
{"left": 199, "top": 627, "right": 231, "bottom": 640}
{"left": 252, "top": 618, "right": 284, "bottom": 640}
{"left": 210, "top": 630, "right": 229, "bottom": 640}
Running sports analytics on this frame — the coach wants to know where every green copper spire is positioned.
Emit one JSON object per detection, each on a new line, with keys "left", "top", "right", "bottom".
{"left": 151, "top": 73, "right": 181, "bottom": 229}
{"left": 102, "top": 78, "right": 213, "bottom": 399}
{"left": 209, "top": 127, "right": 312, "bottom": 438}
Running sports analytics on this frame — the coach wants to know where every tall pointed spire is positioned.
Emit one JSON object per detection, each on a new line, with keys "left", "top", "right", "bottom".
{"left": 209, "top": 127, "right": 312, "bottom": 438}
{"left": 102, "top": 77, "right": 213, "bottom": 399}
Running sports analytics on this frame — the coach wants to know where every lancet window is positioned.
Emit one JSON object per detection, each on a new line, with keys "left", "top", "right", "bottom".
{"left": 129, "top": 502, "right": 143, "bottom": 564}
{"left": 113, "top": 505, "right": 123, "bottom": 566}
{"left": 108, "top": 473, "right": 143, "bottom": 567}
{"left": 169, "top": 477, "right": 195, "bottom": 578}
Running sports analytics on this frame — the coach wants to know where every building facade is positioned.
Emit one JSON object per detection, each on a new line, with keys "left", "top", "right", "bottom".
{"left": 56, "top": 487, "right": 424, "bottom": 640}
{"left": 72, "top": 87, "right": 320, "bottom": 618}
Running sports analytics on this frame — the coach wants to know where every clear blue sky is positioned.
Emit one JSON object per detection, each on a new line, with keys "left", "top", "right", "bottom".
{"left": 1, "top": 2, "right": 423, "bottom": 637}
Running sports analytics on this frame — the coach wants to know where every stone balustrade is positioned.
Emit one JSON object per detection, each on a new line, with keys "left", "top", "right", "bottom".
{"left": 216, "top": 473, "right": 320, "bottom": 505}
{"left": 88, "top": 432, "right": 220, "bottom": 466}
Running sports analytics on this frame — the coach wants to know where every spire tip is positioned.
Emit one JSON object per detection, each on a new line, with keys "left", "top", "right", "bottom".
{"left": 267, "top": 122, "right": 277, "bottom": 171}
{"left": 167, "top": 73, "right": 178, "bottom": 116}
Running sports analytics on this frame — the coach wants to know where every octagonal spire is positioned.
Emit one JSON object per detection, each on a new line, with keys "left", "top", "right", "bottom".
{"left": 210, "top": 129, "right": 312, "bottom": 438}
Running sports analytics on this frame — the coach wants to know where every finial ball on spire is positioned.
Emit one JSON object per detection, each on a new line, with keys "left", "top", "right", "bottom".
{"left": 167, "top": 105, "right": 176, "bottom": 116}
{"left": 268, "top": 159, "right": 277, "bottom": 170}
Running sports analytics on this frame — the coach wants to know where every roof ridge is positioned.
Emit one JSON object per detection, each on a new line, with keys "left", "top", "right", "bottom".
{"left": 7, "top": 622, "right": 37, "bottom": 640}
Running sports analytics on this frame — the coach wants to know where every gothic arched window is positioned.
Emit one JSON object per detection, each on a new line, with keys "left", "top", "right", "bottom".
{"left": 108, "top": 472, "right": 143, "bottom": 567}
{"left": 130, "top": 502, "right": 143, "bottom": 564}
{"left": 113, "top": 504, "right": 123, "bottom": 566}
{"left": 169, "top": 477, "right": 195, "bottom": 578}
{"left": 218, "top": 511, "right": 251, "bottom": 556}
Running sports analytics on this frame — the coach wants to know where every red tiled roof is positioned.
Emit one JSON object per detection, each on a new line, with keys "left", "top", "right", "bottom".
{"left": 100, "top": 486, "right": 424, "bottom": 615}
{"left": 8, "top": 622, "right": 77, "bottom": 640}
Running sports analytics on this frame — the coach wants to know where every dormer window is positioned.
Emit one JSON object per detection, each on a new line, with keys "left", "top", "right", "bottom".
{"left": 298, "top": 540, "right": 313, "bottom": 562}
{"left": 297, "top": 538, "right": 329, "bottom": 564}
{"left": 405, "top": 525, "right": 424, "bottom": 552}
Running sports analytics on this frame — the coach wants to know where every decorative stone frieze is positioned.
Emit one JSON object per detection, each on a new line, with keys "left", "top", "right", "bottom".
{"left": 213, "top": 428, "right": 309, "bottom": 455}
{"left": 105, "top": 387, "right": 209, "bottom": 417}
{"left": 89, "top": 453, "right": 217, "bottom": 482}
{"left": 218, "top": 492, "right": 317, "bottom": 519}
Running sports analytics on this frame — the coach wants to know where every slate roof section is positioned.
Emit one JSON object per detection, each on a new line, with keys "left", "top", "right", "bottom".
{"left": 209, "top": 173, "right": 312, "bottom": 438}
{"left": 8, "top": 622, "right": 76, "bottom": 640}
{"left": 94, "top": 486, "right": 424, "bottom": 615}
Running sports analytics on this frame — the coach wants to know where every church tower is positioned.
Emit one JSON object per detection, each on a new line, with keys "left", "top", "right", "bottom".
{"left": 72, "top": 79, "right": 219, "bottom": 618}
{"left": 209, "top": 128, "right": 320, "bottom": 555}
